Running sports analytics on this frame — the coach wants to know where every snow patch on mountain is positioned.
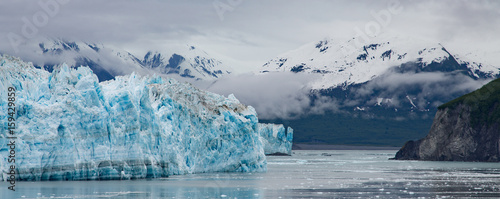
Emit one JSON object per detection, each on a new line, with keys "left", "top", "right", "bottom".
{"left": 453, "top": 51, "right": 500, "bottom": 78}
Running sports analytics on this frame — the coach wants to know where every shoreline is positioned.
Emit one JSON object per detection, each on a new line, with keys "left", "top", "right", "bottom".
{"left": 292, "top": 143, "right": 401, "bottom": 150}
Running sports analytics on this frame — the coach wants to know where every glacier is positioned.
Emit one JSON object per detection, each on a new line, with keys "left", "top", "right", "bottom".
{"left": 0, "top": 54, "right": 273, "bottom": 181}
{"left": 258, "top": 124, "right": 293, "bottom": 155}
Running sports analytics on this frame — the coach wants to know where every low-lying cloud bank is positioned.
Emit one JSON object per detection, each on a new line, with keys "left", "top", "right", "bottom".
{"left": 194, "top": 70, "right": 491, "bottom": 120}
{"left": 352, "top": 71, "right": 491, "bottom": 109}
{"left": 194, "top": 72, "right": 339, "bottom": 120}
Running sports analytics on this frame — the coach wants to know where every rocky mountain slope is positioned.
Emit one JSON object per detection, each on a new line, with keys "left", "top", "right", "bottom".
{"left": 393, "top": 78, "right": 500, "bottom": 161}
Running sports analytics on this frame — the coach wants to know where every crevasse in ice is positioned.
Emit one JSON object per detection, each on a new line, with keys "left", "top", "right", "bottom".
{"left": 258, "top": 124, "right": 293, "bottom": 155}
{"left": 0, "top": 54, "right": 267, "bottom": 181}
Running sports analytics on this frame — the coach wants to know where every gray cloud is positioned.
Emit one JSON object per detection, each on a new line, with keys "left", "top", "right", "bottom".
{"left": 353, "top": 71, "right": 491, "bottom": 110}
{"left": 1, "top": 0, "right": 498, "bottom": 71}
{"left": 195, "top": 69, "right": 491, "bottom": 120}
{"left": 194, "top": 72, "right": 339, "bottom": 120}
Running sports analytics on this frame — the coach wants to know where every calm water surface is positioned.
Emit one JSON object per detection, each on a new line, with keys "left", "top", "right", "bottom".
{"left": 2, "top": 150, "right": 500, "bottom": 198}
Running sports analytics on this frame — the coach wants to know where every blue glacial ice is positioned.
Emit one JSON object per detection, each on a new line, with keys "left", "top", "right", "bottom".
{"left": 258, "top": 124, "right": 293, "bottom": 155}
{"left": 0, "top": 55, "right": 269, "bottom": 181}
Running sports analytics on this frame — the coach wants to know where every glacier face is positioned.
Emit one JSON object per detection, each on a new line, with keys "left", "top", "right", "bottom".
{"left": 0, "top": 55, "right": 266, "bottom": 181}
{"left": 258, "top": 124, "right": 293, "bottom": 155}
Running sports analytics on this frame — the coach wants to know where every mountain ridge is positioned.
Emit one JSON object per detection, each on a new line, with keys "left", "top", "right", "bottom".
{"left": 258, "top": 34, "right": 500, "bottom": 146}
{"left": 260, "top": 35, "right": 499, "bottom": 90}
{"left": 2, "top": 38, "right": 233, "bottom": 82}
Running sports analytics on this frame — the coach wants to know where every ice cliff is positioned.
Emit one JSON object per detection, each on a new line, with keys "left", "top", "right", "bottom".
{"left": 0, "top": 54, "right": 268, "bottom": 181}
{"left": 258, "top": 124, "right": 293, "bottom": 155}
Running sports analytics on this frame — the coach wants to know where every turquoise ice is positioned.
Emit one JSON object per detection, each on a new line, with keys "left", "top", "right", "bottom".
{"left": 259, "top": 124, "right": 293, "bottom": 155}
{"left": 0, "top": 55, "right": 270, "bottom": 181}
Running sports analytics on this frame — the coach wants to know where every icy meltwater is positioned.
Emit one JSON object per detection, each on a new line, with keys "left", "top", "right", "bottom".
{"left": 3, "top": 150, "right": 500, "bottom": 198}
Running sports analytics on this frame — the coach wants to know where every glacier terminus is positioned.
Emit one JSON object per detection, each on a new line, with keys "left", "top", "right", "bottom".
{"left": 0, "top": 54, "right": 292, "bottom": 181}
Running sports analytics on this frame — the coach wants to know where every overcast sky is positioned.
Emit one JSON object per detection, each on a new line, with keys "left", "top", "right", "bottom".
{"left": 1, "top": 0, "right": 499, "bottom": 72}
{"left": 1, "top": 0, "right": 498, "bottom": 120}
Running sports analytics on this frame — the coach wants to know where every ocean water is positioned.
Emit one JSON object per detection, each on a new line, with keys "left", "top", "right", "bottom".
{"left": 2, "top": 150, "right": 500, "bottom": 198}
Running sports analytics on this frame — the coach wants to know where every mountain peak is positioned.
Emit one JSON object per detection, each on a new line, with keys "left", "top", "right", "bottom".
{"left": 4, "top": 38, "right": 233, "bottom": 81}
{"left": 140, "top": 44, "right": 231, "bottom": 80}
{"left": 261, "top": 34, "right": 499, "bottom": 90}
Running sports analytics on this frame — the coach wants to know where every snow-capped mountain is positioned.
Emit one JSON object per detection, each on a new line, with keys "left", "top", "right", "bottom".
{"left": 259, "top": 34, "right": 500, "bottom": 146}
{"left": 3, "top": 38, "right": 232, "bottom": 82}
{"left": 141, "top": 45, "right": 232, "bottom": 80}
{"left": 34, "top": 39, "right": 146, "bottom": 81}
{"left": 261, "top": 35, "right": 500, "bottom": 90}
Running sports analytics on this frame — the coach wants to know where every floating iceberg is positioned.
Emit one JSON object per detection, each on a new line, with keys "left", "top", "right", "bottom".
{"left": 258, "top": 124, "right": 293, "bottom": 155}
{"left": 0, "top": 55, "right": 267, "bottom": 181}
